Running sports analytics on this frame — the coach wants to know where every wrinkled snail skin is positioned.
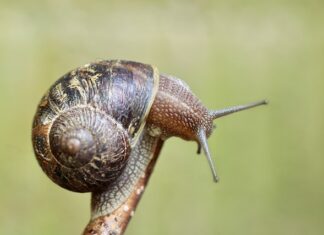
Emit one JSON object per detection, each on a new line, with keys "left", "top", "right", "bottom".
{"left": 32, "top": 59, "right": 267, "bottom": 234}
{"left": 84, "top": 133, "right": 164, "bottom": 235}
{"left": 90, "top": 126, "right": 162, "bottom": 219}
{"left": 147, "top": 73, "right": 214, "bottom": 141}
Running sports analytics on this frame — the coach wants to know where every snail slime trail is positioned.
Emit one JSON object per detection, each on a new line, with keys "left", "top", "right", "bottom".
{"left": 32, "top": 60, "right": 267, "bottom": 235}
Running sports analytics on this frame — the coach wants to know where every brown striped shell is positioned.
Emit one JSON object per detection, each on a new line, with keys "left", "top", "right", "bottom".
{"left": 32, "top": 60, "right": 159, "bottom": 192}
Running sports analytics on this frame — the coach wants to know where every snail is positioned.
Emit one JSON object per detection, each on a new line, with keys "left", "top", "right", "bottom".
{"left": 32, "top": 60, "right": 267, "bottom": 234}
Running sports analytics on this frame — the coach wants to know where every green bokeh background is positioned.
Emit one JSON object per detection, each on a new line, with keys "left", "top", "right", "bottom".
{"left": 1, "top": 0, "right": 323, "bottom": 234}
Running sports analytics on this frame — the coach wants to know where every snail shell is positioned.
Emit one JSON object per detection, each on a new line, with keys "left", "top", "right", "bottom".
{"left": 32, "top": 60, "right": 159, "bottom": 192}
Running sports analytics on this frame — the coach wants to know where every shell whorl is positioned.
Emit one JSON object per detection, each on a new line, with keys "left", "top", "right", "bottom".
{"left": 48, "top": 106, "right": 131, "bottom": 192}
{"left": 32, "top": 60, "right": 160, "bottom": 193}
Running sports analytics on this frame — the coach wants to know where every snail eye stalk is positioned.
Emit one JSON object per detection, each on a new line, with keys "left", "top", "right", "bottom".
{"left": 198, "top": 99, "right": 268, "bottom": 183}
{"left": 210, "top": 100, "right": 268, "bottom": 119}
{"left": 197, "top": 128, "right": 219, "bottom": 183}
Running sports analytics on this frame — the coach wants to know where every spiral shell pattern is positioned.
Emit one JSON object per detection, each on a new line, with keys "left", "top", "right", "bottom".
{"left": 50, "top": 106, "right": 131, "bottom": 191}
{"left": 32, "top": 60, "right": 159, "bottom": 192}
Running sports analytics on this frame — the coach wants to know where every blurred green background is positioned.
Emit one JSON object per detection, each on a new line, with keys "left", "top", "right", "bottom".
{"left": 1, "top": 0, "right": 323, "bottom": 234}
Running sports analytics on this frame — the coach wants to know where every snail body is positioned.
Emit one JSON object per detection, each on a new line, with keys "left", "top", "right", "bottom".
{"left": 148, "top": 74, "right": 214, "bottom": 141}
{"left": 32, "top": 59, "right": 266, "bottom": 222}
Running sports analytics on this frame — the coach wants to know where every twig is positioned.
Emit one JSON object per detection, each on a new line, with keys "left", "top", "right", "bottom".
{"left": 83, "top": 140, "right": 164, "bottom": 235}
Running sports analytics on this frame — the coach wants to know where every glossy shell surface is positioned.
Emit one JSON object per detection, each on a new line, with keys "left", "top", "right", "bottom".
{"left": 32, "top": 60, "right": 159, "bottom": 192}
